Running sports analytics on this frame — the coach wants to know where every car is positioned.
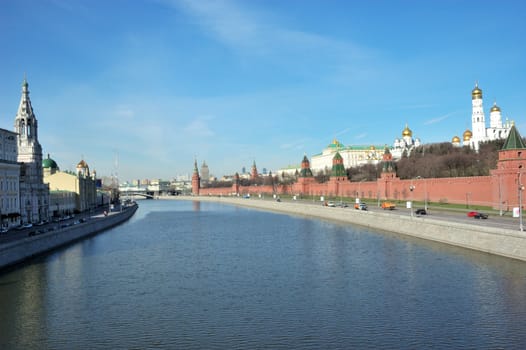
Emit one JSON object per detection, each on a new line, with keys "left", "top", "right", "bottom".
{"left": 467, "top": 211, "right": 488, "bottom": 219}
{"left": 354, "top": 203, "right": 367, "bottom": 210}
{"left": 474, "top": 212, "right": 488, "bottom": 219}
{"left": 415, "top": 208, "right": 427, "bottom": 215}
{"left": 326, "top": 201, "right": 336, "bottom": 207}
{"left": 337, "top": 202, "right": 349, "bottom": 208}
{"left": 0, "top": 227, "right": 9, "bottom": 234}
{"left": 381, "top": 202, "right": 396, "bottom": 210}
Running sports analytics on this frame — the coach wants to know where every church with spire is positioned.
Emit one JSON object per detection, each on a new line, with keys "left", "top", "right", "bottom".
{"left": 14, "top": 78, "right": 49, "bottom": 224}
{"left": 454, "top": 83, "right": 513, "bottom": 150}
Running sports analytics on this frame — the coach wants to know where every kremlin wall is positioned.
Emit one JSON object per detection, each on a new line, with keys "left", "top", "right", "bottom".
{"left": 192, "top": 125, "right": 526, "bottom": 211}
{"left": 192, "top": 84, "right": 522, "bottom": 211}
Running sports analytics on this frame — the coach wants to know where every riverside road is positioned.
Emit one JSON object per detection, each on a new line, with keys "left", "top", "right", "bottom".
{"left": 258, "top": 196, "right": 523, "bottom": 232}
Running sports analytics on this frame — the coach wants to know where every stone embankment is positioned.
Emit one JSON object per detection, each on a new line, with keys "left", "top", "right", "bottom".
{"left": 175, "top": 196, "right": 526, "bottom": 262}
{"left": 0, "top": 204, "right": 138, "bottom": 271}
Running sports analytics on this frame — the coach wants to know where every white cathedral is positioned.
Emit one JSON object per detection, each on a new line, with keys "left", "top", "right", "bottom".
{"left": 453, "top": 83, "right": 513, "bottom": 149}
{"left": 392, "top": 124, "right": 421, "bottom": 159}
{"left": 0, "top": 79, "right": 49, "bottom": 229}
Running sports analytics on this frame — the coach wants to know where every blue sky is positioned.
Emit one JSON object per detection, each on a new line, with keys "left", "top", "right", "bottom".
{"left": 1, "top": 0, "right": 525, "bottom": 181}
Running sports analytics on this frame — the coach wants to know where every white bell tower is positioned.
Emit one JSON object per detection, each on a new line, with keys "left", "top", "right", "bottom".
{"left": 13, "top": 78, "right": 49, "bottom": 224}
{"left": 471, "top": 82, "right": 486, "bottom": 150}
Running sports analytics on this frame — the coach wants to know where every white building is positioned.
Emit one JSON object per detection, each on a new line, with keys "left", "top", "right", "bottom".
{"left": 0, "top": 128, "right": 20, "bottom": 229}
{"left": 462, "top": 83, "right": 512, "bottom": 150}
{"left": 14, "top": 78, "right": 49, "bottom": 224}
{"left": 391, "top": 124, "right": 421, "bottom": 159}
{"left": 310, "top": 139, "right": 384, "bottom": 174}
{"left": 43, "top": 156, "right": 98, "bottom": 213}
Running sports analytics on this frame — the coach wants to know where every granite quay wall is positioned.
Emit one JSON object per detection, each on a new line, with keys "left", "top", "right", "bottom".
{"left": 184, "top": 196, "right": 526, "bottom": 262}
{"left": 0, "top": 204, "right": 138, "bottom": 271}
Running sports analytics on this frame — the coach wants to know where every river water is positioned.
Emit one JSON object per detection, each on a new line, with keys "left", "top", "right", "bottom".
{"left": 1, "top": 199, "right": 525, "bottom": 349}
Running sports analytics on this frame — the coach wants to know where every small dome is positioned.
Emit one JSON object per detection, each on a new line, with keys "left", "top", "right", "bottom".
{"left": 402, "top": 124, "right": 412, "bottom": 137}
{"left": 463, "top": 129, "right": 473, "bottom": 141}
{"left": 77, "top": 159, "right": 89, "bottom": 169}
{"left": 452, "top": 136, "right": 461, "bottom": 143}
{"left": 42, "top": 154, "right": 58, "bottom": 169}
{"left": 490, "top": 102, "right": 501, "bottom": 113}
{"left": 329, "top": 138, "right": 343, "bottom": 148}
{"left": 472, "top": 83, "right": 482, "bottom": 99}
{"left": 369, "top": 145, "right": 376, "bottom": 150}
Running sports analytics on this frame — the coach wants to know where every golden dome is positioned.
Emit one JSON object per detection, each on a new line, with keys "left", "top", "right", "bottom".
{"left": 472, "top": 83, "right": 482, "bottom": 99}
{"left": 369, "top": 145, "right": 376, "bottom": 150}
{"left": 463, "top": 129, "right": 472, "bottom": 141}
{"left": 402, "top": 124, "right": 412, "bottom": 137}
{"left": 490, "top": 102, "right": 501, "bottom": 112}
{"left": 77, "top": 159, "right": 89, "bottom": 169}
{"left": 452, "top": 136, "right": 461, "bottom": 143}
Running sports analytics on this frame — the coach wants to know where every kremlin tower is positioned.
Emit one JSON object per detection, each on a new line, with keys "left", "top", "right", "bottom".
{"left": 192, "top": 159, "right": 200, "bottom": 195}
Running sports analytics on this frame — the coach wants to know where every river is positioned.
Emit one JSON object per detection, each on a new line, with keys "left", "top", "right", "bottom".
{"left": 1, "top": 199, "right": 525, "bottom": 349}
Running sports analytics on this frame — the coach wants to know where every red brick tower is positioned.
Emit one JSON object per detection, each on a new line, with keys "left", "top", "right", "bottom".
{"left": 295, "top": 154, "right": 315, "bottom": 195}
{"left": 232, "top": 172, "right": 240, "bottom": 195}
{"left": 191, "top": 159, "right": 200, "bottom": 195}
{"left": 250, "top": 160, "right": 258, "bottom": 181}
{"left": 327, "top": 152, "right": 346, "bottom": 196}
{"left": 491, "top": 124, "right": 526, "bottom": 210}
{"left": 378, "top": 146, "right": 399, "bottom": 200}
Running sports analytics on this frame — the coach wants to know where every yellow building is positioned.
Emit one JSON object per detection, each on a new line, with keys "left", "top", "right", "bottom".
{"left": 43, "top": 155, "right": 97, "bottom": 214}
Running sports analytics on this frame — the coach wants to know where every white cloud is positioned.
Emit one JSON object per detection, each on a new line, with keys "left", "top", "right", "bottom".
{"left": 280, "top": 139, "right": 307, "bottom": 150}
{"left": 354, "top": 132, "right": 367, "bottom": 140}
{"left": 168, "top": 0, "right": 371, "bottom": 60}
{"left": 183, "top": 116, "right": 215, "bottom": 137}
{"left": 335, "top": 128, "right": 351, "bottom": 137}
{"left": 423, "top": 111, "right": 456, "bottom": 125}
{"left": 113, "top": 105, "right": 135, "bottom": 119}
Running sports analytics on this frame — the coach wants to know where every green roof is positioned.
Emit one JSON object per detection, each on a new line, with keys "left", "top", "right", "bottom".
{"left": 502, "top": 125, "right": 526, "bottom": 150}
{"left": 42, "top": 155, "right": 58, "bottom": 169}
{"left": 331, "top": 152, "right": 346, "bottom": 177}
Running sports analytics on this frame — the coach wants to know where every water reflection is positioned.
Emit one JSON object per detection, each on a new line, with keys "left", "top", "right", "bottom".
{"left": 0, "top": 262, "right": 48, "bottom": 349}
{"left": 0, "top": 199, "right": 525, "bottom": 349}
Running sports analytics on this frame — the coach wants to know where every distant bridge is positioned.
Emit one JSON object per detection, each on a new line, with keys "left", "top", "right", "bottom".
{"left": 120, "top": 192, "right": 155, "bottom": 199}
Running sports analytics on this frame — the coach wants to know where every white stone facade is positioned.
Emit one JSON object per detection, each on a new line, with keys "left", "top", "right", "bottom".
{"left": 391, "top": 124, "right": 421, "bottom": 159}
{"left": 310, "top": 139, "right": 383, "bottom": 173}
{"left": 0, "top": 128, "right": 21, "bottom": 229}
{"left": 14, "top": 79, "right": 49, "bottom": 224}
{"left": 467, "top": 84, "right": 512, "bottom": 150}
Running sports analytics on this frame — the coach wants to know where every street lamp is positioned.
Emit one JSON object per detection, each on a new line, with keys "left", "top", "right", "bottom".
{"left": 409, "top": 184, "right": 415, "bottom": 217}
{"left": 465, "top": 192, "right": 471, "bottom": 209}
{"left": 518, "top": 171, "right": 524, "bottom": 232}
{"left": 416, "top": 176, "right": 427, "bottom": 211}
{"left": 498, "top": 174, "right": 502, "bottom": 216}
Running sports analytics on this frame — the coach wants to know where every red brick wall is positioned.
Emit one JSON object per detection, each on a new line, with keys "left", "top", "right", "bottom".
{"left": 196, "top": 150, "right": 526, "bottom": 210}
